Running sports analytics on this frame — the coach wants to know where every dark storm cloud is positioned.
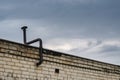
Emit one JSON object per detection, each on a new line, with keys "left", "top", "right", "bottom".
{"left": 0, "top": 0, "right": 120, "bottom": 42}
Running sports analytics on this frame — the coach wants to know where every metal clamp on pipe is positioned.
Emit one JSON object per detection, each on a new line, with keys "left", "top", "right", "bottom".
{"left": 21, "top": 26, "right": 43, "bottom": 66}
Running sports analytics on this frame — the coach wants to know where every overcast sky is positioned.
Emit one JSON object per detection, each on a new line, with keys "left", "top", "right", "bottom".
{"left": 0, "top": 0, "right": 120, "bottom": 65}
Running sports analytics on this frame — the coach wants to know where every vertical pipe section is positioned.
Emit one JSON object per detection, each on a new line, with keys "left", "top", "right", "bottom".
{"left": 21, "top": 26, "right": 28, "bottom": 44}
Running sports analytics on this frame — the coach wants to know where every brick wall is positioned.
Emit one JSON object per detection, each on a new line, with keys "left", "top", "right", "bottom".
{"left": 0, "top": 39, "right": 120, "bottom": 80}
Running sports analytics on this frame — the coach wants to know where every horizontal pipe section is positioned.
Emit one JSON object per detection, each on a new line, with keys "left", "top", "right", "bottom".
{"left": 27, "top": 38, "right": 42, "bottom": 45}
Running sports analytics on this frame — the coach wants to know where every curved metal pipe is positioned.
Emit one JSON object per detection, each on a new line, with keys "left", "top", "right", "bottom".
{"left": 21, "top": 26, "right": 43, "bottom": 66}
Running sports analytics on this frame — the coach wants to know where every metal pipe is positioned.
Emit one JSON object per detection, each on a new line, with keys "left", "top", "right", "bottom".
{"left": 21, "top": 26, "right": 28, "bottom": 44}
{"left": 27, "top": 38, "right": 43, "bottom": 66}
{"left": 21, "top": 26, "right": 43, "bottom": 66}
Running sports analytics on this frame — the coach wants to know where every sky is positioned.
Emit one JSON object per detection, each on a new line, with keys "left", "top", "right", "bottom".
{"left": 0, "top": 0, "right": 120, "bottom": 65}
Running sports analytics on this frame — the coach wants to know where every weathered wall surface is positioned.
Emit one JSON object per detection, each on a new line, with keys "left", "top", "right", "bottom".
{"left": 0, "top": 39, "right": 120, "bottom": 80}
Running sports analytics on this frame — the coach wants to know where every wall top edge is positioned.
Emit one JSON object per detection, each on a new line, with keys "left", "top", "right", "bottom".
{"left": 0, "top": 38, "right": 120, "bottom": 67}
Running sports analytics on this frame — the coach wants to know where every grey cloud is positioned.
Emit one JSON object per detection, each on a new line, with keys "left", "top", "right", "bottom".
{"left": 96, "top": 45, "right": 120, "bottom": 65}
{"left": 99, "top": 45, "right": 120, "bottom": 53}
{"left": 67, "top": 40, "right": 120, "bottom": 65}
{"left": 88, "top": 40, "right": 102, "bottom": 47}
{"left": 0, "top": 0, "right": 120, "bottom": 40}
